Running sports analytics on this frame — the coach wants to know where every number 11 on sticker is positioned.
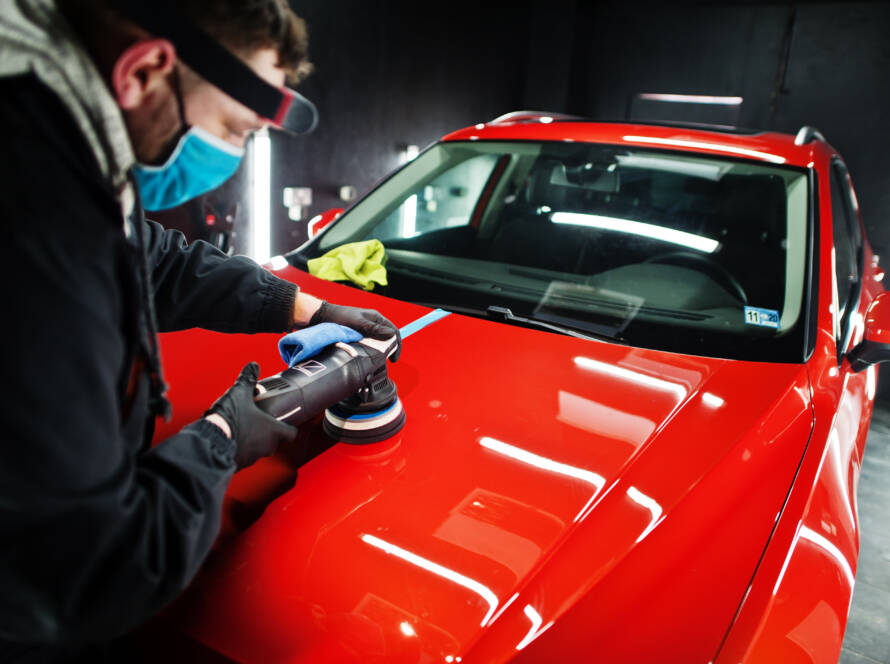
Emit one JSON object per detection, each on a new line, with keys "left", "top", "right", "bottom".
{"left": 744, "top": 306, "right": 780, "bottom": 329}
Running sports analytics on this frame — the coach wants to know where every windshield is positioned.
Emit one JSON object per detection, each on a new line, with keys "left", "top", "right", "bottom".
{"left": 296, "top": 140, "right": 811, "bottom": 362}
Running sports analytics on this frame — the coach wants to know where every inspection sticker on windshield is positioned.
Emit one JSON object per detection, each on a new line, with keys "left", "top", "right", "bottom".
{"left": 744, "top": 306, "right": 779, "bottom": 328}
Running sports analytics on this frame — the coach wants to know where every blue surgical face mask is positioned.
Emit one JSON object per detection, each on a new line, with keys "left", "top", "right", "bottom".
{"left": 132, "top": 125, "right": 245, "bottom": 211}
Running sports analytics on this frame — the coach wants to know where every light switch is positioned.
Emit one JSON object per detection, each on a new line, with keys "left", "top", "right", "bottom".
{"left": 283, "top": 187, "right": 312, "bottom": 221}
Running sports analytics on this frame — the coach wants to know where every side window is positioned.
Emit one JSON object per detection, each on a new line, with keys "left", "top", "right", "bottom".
{"left": 841, "top": 167, "right": 864, "bottom": 256}
{"left": 830, "top": 161, "right": 862, "bottom": 352}
{"left": 370, "top": 154, "right": 500, "bottom": 241}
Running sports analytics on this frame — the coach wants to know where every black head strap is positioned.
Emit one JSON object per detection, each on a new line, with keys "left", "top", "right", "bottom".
{"left": 115, "top": 0, "right": 317, "bottom": 134}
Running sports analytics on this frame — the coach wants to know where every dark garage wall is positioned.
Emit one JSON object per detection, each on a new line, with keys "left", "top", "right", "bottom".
{"left": 553, "top": 1, "right": 890, "bottom": 261}
{"left": 771, "top": 3, "right": 890, "bottom": 253}
{"left": 267, "top": 1, "right": 889, "bottom": 261}
{"left": 267, "top": 0, "right": 531, "bottom": 252}
{"left": 160, "top": 1, "right": 890, "bottom": 265}
{"left": 153, "top": 0, "right": 531, "bottom": 251}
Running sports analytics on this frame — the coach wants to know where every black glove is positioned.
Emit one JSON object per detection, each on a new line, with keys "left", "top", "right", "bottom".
{"left": 205, "top": 363, "right": 297, "bottom": 469}
{"left": 310, "top": 301, "right": 401, "bottom": 361}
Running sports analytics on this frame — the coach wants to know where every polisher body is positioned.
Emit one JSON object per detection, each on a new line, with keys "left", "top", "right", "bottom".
{"left": 253, "top": 336, "right": 404, "bottom": 443}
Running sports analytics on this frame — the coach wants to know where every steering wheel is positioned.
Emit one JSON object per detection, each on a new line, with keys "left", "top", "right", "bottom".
{"left": 644, "top": 251, "right": 748, "bottom": 304}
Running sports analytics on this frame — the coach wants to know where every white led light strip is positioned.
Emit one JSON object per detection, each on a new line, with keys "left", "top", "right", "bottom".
{"left": 637, "top": 93, "right": 743, "bottom": 106}
{"left": 250, "top": 128, "right": 272, "bottom": 264}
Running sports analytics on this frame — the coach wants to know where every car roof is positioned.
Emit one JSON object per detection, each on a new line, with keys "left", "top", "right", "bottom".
{"left": 441, "top": 111, "right": 830, "bottom": 168}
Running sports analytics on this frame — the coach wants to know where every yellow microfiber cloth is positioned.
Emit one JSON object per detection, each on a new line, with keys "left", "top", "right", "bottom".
{"left": 307, "top": 239, "right": 388, "bottom": 291}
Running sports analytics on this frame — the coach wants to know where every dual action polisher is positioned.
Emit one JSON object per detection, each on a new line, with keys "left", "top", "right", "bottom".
{"left": 253, "top": 336, "right": 404, "bottom": 444}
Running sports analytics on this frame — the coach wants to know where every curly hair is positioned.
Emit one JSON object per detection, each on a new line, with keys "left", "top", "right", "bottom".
{"left": 179, "top": 0, "right": 313, "bottom": 84}
{"left": 61, "top": 0, "right": 313, "bottom": 84}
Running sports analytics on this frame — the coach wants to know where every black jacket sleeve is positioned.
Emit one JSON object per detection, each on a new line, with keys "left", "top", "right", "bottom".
{"left": 143, "top": 219, "right": 298, "bottom": 334}
{"left": 0, "top": 74, "right": 243, "bottom": 646}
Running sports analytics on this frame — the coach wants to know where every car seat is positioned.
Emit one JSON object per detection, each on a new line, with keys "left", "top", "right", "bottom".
{"left": 488, "top": 159, "right": 585, "bottom": 272}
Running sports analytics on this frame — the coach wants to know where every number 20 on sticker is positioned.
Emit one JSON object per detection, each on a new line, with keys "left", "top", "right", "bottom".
{"left": 744, "top": 306, "right": 779, "bottom": 328}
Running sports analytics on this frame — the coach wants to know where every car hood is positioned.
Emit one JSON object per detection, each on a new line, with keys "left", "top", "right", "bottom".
{"left": 155, "top": 269, "right": 814, "bottom": 663}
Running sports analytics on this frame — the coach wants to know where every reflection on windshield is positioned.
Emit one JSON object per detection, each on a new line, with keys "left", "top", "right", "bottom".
{"left": 304, "top": 139, "right": 810, "bottom": 362}
{"left": 551, "top": 212, "right": 720, "bottom": 253}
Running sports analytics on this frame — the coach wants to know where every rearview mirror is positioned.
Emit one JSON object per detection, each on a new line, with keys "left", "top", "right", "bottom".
{"left": 847, "top": 291, "right": 890, "bottom": 372}
{"left": 551, "top": 162, "right": 620, "bottom": 194}
{"left": 307, "top": 208, "right": 343, "bottom": 239}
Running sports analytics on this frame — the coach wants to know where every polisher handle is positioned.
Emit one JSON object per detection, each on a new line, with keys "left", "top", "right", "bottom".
{"left": 253, "top": 341, "right": 382, "bottom": 425}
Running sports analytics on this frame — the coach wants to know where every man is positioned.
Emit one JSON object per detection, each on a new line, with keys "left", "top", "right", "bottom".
{"left": 0, "top": 0, "right": 398, "bottom": 658}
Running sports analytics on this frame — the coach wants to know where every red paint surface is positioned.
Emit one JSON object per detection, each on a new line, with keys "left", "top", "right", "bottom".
{"left": 147, "top": 121, "right": 882, "bottom": 663}
{"left": 308, "top": 208, "right": 343, "bottom": 239}
{"left": 864, "top": 291, "right": 890, "bottom": 344}
{"left": 713, "top": 140, "right": 882, "bottom": 664}
{"left": 443, "top": 119, "right": 817, "bottom": 169}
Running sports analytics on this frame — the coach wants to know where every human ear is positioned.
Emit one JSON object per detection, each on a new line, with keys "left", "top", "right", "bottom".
{"left": 111, "top": 39, "right": 177, "bottom": 109}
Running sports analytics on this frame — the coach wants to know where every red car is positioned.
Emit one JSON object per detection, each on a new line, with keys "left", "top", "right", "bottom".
{"left": 150, "top": 115, "right": 889, "bottom": 663}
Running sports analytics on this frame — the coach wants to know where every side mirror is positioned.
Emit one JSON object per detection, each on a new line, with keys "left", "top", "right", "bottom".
{"left": 307, "top": 208, "right": 343, "bottom": 239}
{"left": 847, "top": 291, "right": 890, "bottom": 372}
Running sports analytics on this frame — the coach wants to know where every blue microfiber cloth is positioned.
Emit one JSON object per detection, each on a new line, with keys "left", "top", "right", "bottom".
{"left": 278, "top": 323, "right": 362, "bottom": 367}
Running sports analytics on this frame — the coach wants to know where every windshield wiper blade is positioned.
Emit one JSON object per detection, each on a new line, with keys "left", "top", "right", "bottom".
{"left": 486, "top": 306, "right": 624, "bottom": 343}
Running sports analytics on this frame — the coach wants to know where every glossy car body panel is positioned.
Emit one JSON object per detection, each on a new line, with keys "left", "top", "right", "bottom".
{"left": 308, "top": 208, "right": 343, "bottom": 239}
{"left": 714, "top": 143, "right": 883, "bottom": 664}
{"left": 151, "top": 120, "right": 883, "bottom": 662}
{"left": 443, "top": 121, "right": 817, "bottom": 169}
{"left": 864, "top": 291, "right": 890, "bottom": 344}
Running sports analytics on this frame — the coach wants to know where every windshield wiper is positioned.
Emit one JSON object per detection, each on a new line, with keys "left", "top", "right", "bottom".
{"left": 485, "top": 306, "right": 624, "bottom": 344}
{"left": 413, "top": 302, "right": 625, "bottom": 343}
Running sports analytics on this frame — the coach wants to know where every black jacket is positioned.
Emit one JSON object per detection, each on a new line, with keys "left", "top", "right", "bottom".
{"left": 0, "top": 74, "right": 298, "bottom": 658}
